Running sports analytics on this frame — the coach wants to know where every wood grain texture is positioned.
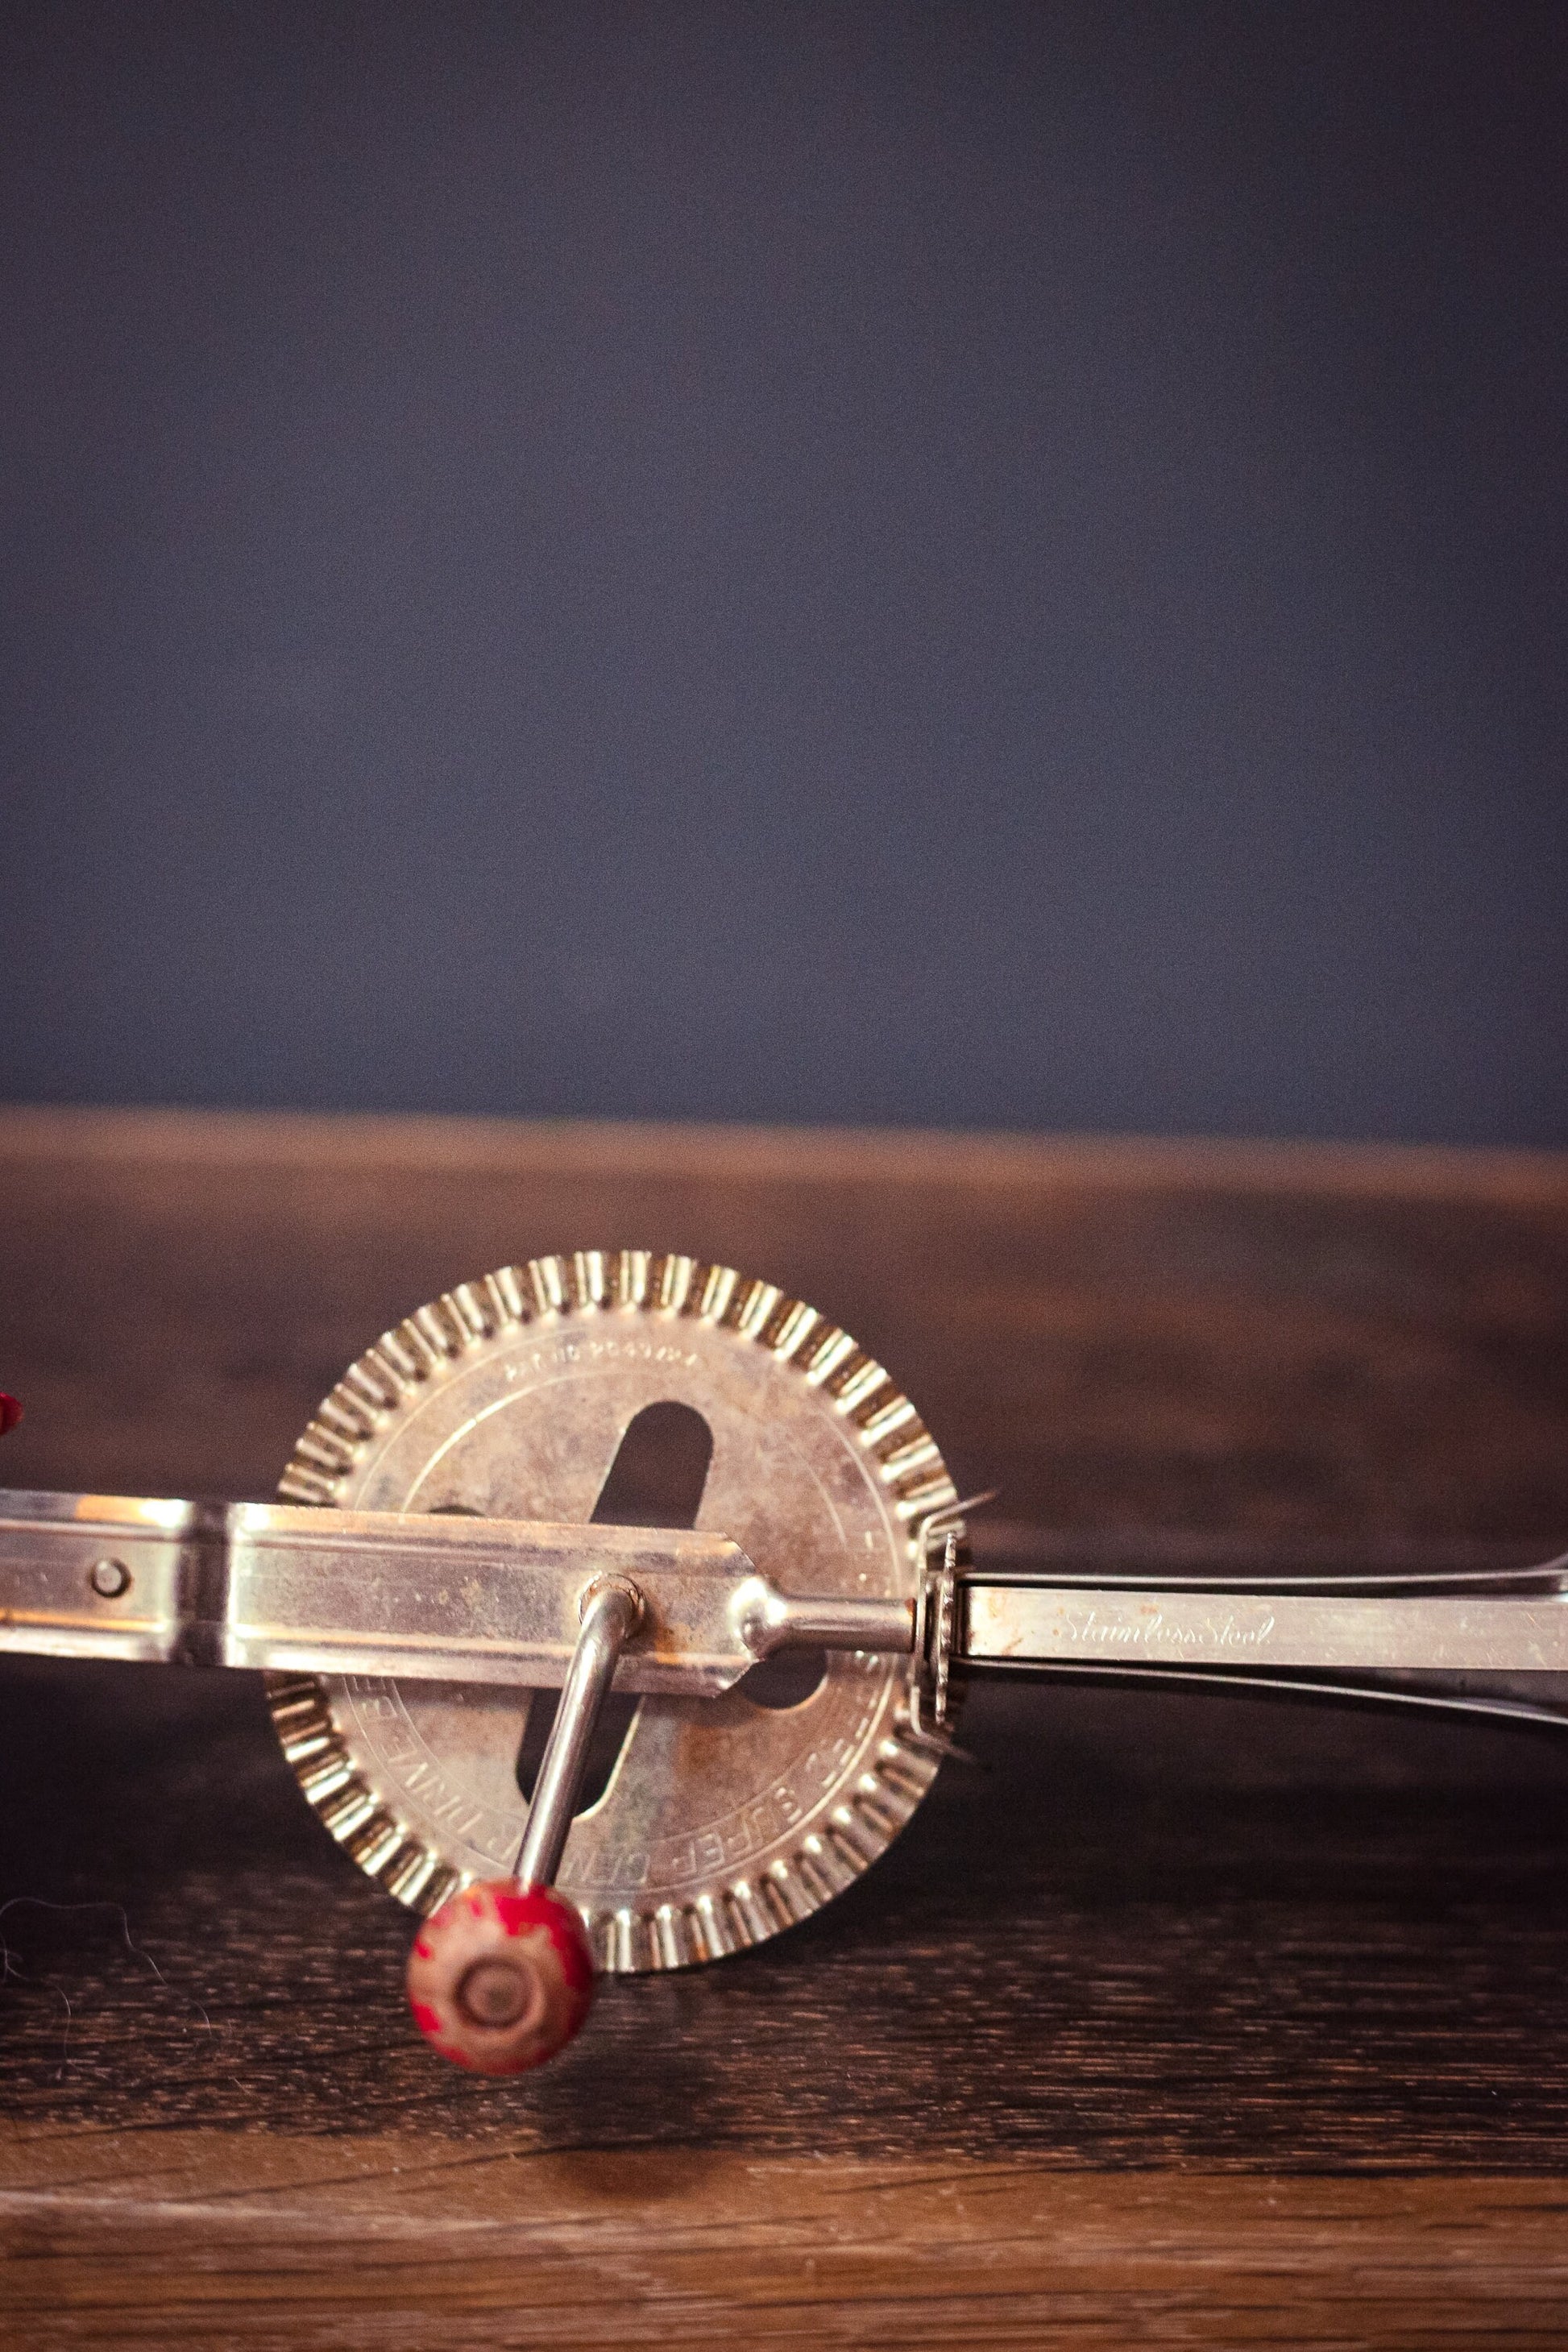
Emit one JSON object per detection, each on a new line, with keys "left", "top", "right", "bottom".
{"left": 2, "top": 1107, "right": 1568, "bottom": 2345}
{"left": 7, "top": 2164, "right": 1568, "bottom": 2350}
{"left": 3, "top": 1106, "right": 1566, "bottom": 1536}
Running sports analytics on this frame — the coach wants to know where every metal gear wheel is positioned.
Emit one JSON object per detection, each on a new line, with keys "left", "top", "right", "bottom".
{"left": 267, "top": 1250, "right": 958, "bottom": 1973}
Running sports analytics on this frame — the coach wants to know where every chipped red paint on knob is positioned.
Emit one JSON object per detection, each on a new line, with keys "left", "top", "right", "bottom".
{"left": 407, "top": 1881, "right": 595, "bottom": 2075}
{"left": 0, "top": 1395, "right": 22, "bottom": 1437}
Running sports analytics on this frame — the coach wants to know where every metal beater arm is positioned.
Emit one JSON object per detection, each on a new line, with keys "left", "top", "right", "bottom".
{"left": 0, "top": 1487, "right": 907, "bottom": 1694}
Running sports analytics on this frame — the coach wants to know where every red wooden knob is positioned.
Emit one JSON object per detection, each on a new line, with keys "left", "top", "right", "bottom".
{"left": 407, "top": 1881, "right": 595, "bottom": 2075}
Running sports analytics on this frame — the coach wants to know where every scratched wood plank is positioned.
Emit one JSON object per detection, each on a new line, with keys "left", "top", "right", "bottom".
{"left": 2, "top": 1106, "right": 1565, "bottom": 1537}
{"left": 2, "top": 1108, "right": 1568, "bottom": 2346}
{"left": 5, "top": 2168, "right": 1568, "bottom": 2349}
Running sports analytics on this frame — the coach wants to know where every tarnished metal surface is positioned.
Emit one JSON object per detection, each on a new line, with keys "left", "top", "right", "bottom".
{"left": 230, "top": 1515, "right": 741, "bottom": 1691}
{"left": 0, "top": 1492, "right": 916, "bottom": 1692}
{"left": 0, "top": 1492, "right": 769, "bottom": 1686}
{"left": 268, "top": 1250, "right": 958, "bottom": 1969}
{"left": 0, "top": 1491, "right": 217, "bottom": 1665}
{"left": 963, "top": 1583, "right": 1568, "bottom": 1673}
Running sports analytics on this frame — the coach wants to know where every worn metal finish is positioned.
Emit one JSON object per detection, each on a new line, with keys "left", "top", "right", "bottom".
{"left": 947, "top": 1558, "right": 1568, "bottom": 1736}
{"left": 0, "top": 1491, "right": 217, "bottom": 1665}
{"left": 961, "top": 1582, "right": 1568, "bottom": 1674}
{"left": 268, "top": 1250, "right": 958, "bottom": 1968}
{"left": 0, "top": 1491, "right": 817, "bottom": 1691}
{"left": 0, "top": 1491, "right": 919, "bottom": 1693}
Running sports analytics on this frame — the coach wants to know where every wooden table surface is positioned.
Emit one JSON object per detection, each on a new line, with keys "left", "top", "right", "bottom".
{"left": 2, "top": 1106, "right": 1568, "bottom": 2347}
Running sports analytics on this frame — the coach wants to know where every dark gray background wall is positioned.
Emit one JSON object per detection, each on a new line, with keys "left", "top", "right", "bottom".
{"left": 2, "top": 2, "right": 1564, "bottom": 1143}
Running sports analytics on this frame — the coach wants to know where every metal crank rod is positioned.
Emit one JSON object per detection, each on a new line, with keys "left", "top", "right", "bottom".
{"left": 404, "top": 1575, "right": 648, "bottom": 2075}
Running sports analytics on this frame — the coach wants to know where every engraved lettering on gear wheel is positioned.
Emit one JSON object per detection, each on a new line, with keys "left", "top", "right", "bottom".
{"left": 265, "top": 1251, "right": 958, "bottom": 1973}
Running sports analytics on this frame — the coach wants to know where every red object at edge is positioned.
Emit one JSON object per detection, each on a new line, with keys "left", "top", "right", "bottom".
{"left": 0, "top": 1395, "right": 22, "bottom": 1437}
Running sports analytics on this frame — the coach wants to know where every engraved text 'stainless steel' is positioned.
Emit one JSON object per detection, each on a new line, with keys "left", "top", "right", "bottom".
{"left": 4, "top": 1249, "right": 1568, "bottom": 2072}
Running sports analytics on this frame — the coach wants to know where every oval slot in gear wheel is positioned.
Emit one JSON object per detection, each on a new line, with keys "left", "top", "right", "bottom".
{"left": 266, "top": 1250, "right": 958, "bottom": 1974}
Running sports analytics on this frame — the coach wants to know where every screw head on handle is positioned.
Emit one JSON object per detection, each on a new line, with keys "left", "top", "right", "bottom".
{"left": 407, "top": 1881, "right": 595, "bottom": 2075}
